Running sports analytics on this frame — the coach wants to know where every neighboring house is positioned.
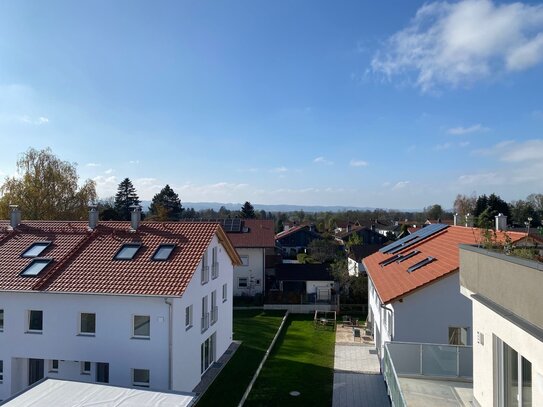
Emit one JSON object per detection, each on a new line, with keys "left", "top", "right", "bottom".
{"left": 347, "top": 244, "right": 384, "bottom": 277}
{"left": 221, "top": 219, "right": 276, "bottom": 297}
{"left": 460, "top": 245, "right": 543, "bottom": 406}
{"left": 0, "top": 207, "right": 240, "bottom": 401}
{"left": 275, "top": 224, "right": 321, "bottom": 258}
{"left": 363, "top": 222, "right": 527, "bottom": 359}
{"left": 335, "top": 226, "right": 389, "bottom": 246}
{"left": 333, "top": 221, "right": 360, "bottom": 235}
{"left": 269, "top": 263, "right": 336, "bottom": 303}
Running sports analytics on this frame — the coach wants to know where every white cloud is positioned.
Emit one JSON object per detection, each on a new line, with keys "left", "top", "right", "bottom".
{"left": 349, "top": 159, "right": 369, "bottom": 167}
{"left": 86, "top": 162, "right": 101, "bottom": 167}
{"left": 372, "top": 0, "right": 543, "bottom": 91}
{"left": 500, "top": 139, "right": 543, "bottom": 162}
{"left": 37, "top": 116, "right": 49, "bottom": 124}
{"left": 313, "top": 156, "right": 334, "bottom": 165}
{"left": 104, "top": 168, "right": 114, "bottom": 174}
{"left": 448, "top": 124, "right": 489, "bottom": 135}
{"left": 270, "top": 166, "right": 288, "bottom": 173}
{"left": 93, "top": 175, "right": 118, "bottom": 197}
{"left": 129, "top": 160, "right": 140, "bottom": 165}
{"left": 136, "top": 177, "right": 158, "bottom": 186}
{"left": 392, "top": 181, "right": 410, "bottom": 190}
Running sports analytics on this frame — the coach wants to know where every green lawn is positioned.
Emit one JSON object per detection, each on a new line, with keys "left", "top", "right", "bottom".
{"left": 196, "top": 309, "right": 285, "bottom": 407}
{"left": 245, "top": 314, "right": 336, "bottom": 407}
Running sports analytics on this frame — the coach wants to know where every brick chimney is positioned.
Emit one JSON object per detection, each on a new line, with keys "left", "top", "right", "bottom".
{"left": 88, "top": 204, "right": 99, "bottom": 230}
{"left": 9, "top": 205, "right": 21, "bottom": 229}
{"left": 130, "top": 205, "right": 141, "bottom": 231}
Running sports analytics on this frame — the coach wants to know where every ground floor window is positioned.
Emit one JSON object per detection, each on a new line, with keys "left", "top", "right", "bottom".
{"left": 132, "top": 368, "right": 150, "bottom": 387}
{"left": 49, "top": 359, "right": 59, "bottom": 373}
{"left": 96, "top": 362, "right": 109, "bottom": 383}
{"left": 496, "top": 336, "right": 532, "bottom": 406}
{"left": 201, "top": 332, "right": 216, "bottom": 374}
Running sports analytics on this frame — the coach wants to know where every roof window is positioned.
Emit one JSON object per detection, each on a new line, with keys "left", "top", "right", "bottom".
{"left": 152, "top": 244, "right": 176, "bottom": 261}
{"left": 114, "top": 243, "right": 142, "bottom": 260}
{"left": 379, "top": 254, "right": 401, "bottom": 267}
{"left": 396, "top": 250, "right": 420, "bottom": 263}
{"left": 407, "top": 257, "right": 435, "bottom": 273}
{"left": 22, "top": 242, "right": 51, "bottom": 258}
{"left": 20, "top": 258, "right": 53, "bottom": 277}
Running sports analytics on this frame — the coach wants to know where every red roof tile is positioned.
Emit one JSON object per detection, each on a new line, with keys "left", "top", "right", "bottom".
{"left": 226, "top": 219, "right": 275, "bottom": 248}
{"left": 0, "top": 221, "right": 240, "bottom": 297}
{"left": 363, "top": 226, "right": 527, "bottom": 304}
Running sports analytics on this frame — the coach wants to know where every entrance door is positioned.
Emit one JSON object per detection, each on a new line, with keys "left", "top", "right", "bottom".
{"left": 96, "top": 363, "right": 109, "bottom": 383}
{"left": 28, "top": 358, "right": 44, "bottom": 385}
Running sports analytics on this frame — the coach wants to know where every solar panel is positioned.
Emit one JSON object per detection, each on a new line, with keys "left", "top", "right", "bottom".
{"left": 219, "top": 218, "right": 242, "bottom": 232}
{"left": 379, "top": 254, "right": 401, "bottom": 267}
{"left": 396, "top": 250, "right": 420, "bottom": 263}
{"left": 407, "top": 257, "right": 435, "bottom": 273}
{"left": 380, "top": 223, "right": 448, "bottom": 254}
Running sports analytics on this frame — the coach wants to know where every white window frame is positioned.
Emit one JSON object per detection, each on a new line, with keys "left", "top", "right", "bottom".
{"left": 448, "top": 327, "right": 468, "bottom": 346}
{"left": 238, "top": 277, "right": 248, "bottom": 288}
{"left": 27, "top": 310, "right": 43, "bottom": 333}
{"left": 81, "top": 361, "right": 91, "bottom": 375}
{"left": 132, "top": 368, "right": 150, "bottom": 388}
{"left": 201, "top": 250, "right": 209, "bottom": 284}
{"left": 240, "top": 255, "right": 249, "bottom": 266}
{"left": 185, "top": 305, "right": 193, "bottom": 330}
{"left": 49, "top": 359, "right": 59, "bottom": 373}
{"left": 222, "top": 283, "right": 227, "bottom": 302}
{"left": 79, "top": 312, "right": 96, "bottom": 336}
{"left": 132, "top": 315, "right": 151, "bottom": 339}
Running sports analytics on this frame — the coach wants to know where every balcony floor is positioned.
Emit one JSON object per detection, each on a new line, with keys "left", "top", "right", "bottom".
{"left": 398, "top": 377, "right": 473, "bottom": 407}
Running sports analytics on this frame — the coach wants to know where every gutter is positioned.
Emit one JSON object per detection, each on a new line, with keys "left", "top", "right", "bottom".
{"left": 164, "top": 298, "right": 174, "bottom": 390}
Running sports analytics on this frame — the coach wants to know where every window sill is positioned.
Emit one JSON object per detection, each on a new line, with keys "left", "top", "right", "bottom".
{"left": 201, "top": 281, "right": 209, "bottom": 285}
{"left": 133, "top": 383, "right": 150, "bottom": 388}
{"left": 211, "top": 320, "right": 217, "bottom": 326}
{"left": 131, "top": 336, "right": 150, "bottom": 340}
{"left": 77, "top": 333, "right": 96, "bottom": 337}
{"left": 222, "top": 299, "right": 227, "bottom": 303}
{"left": 185, "top": 325, "right": 193, "bottom": 331}
{"left": 80, "top": 372, "right": 91, "bottom": 376}
{"left": 25, "top": 330, "right": 42, "bottom": 335}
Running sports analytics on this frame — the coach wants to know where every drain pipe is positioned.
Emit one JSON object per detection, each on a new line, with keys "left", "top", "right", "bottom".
{"left": 165, "top": 298, "right": 173, "bottom": 390}
{"left": 380, "top": 303, "right": 394, "bottom": 341}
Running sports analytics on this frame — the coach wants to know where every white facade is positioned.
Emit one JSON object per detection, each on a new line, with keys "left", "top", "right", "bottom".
{"left": 0, "top": 235, "right": 234, "bottom": 402}
{"left": 368, "top": 272, "right": 472, "bottom": 358}
{"left": 347, "top": 257, "right": 365, "bottom": 277}
{"left": 233, "top": 247, "right": 265, "bottom": 296}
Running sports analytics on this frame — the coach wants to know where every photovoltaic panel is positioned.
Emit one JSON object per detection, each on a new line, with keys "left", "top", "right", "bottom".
{"left": 380, "top": 223, "right": 448, "bottom": 254}
{"left": 407, "top": 257, "right": 435, "bottom": 273}
{"left": 219, "top": 218, "right": 242, "bottom": 232}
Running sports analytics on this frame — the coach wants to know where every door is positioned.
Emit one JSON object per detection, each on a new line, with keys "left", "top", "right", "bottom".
{"left": 96, "top": 363, "right": 109, "bottom": 383}
{"left": 28, "top": 358, "right": 44, "bottom": 385}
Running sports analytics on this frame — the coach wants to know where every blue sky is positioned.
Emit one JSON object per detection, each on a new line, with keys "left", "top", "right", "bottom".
{"left": 0, "top": 0, "right": 542, "bottom": 209}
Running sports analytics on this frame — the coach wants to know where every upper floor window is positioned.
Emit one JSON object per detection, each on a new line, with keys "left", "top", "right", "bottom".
{"left": 80, "top": 313, "right": 96, "bottom": 335}
{"left": 114, "top": 243, "right": 142, "bottom": 260}
{"left": 20, "top": 258, "right": 53, "bottom": 277}
{"left": 185, "top": 305, "right": 193, "bottom": 330}
{"left": 201, "top": 250, "right": 209, "bottom": 284}
{"left": 211, "top": 247, "right": 219, "bottom": 279}
{"left": 21, "top": 242, "right": 51, "bottom": 258}
{"left": 0, "top": 309, "right": 4, "bottom": 331}
{"left": 28, "top": 310, "right": 43, "bottom": 332}
{"left": 133, "top": 315, "right": 150, "bottom": 338}
{"left": 0, "top": 360, "right": 3, "bottom": 383}
{"left": 238, "top": 277, "right": 248, "bottom": 288}
{"left": 448, "top": 327, "right": 468, "bottom": 346}
{"left": 222, "top": 283, "right": 227, "bottom": 302}
{"left": 152, "top": 244, "right": 176, "bottom": 261}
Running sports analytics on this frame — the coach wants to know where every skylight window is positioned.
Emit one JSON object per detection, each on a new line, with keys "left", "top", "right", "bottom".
{"left": 152, "top": 244, "right": 176, "bottom": 261}
{"left": 21, "top": 242, "right": 51, "bottom": 258}
{"left": 20, "top": 258, "right": 53, "bottom": 276}
{"left": 380, "top": 254, "right": 401, "bottom": 267}
{"left": 114, "top": 244, "right": 142, "bottom": 260}
{"left": 407, "top": 257, "right": 435, "bottom": 273}
{"left": 397, "top": 250, "right": 420, "bottom": 263}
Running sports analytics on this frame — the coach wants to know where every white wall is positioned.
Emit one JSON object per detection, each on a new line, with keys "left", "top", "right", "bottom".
{"left": 471, "top": 298, "right": 543, "bottom": 406}
{"left": 368, "top": 277, "right": 393, "bottom": 357}
{"left": 232, "top": 247, "right": 264, "bottom": 296}
{"left": 0, "top": 234, "right": 235, "bottom": 401}
{"left": 348, "top": 257, "right": 365, "bottom": 277}
{"left": 393, "top": 272, "right": 472, "bottom": 346}
{"left": 305, "top": 281, "right": 334, "bottom": 295}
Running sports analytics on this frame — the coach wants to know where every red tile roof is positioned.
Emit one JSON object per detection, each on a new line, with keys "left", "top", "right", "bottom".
{"left": 363, "top": 226, "right": 527, "bottom": 304}
{"left": 225, "top": 219, "right": 275, "bottom": 248}
{"left": 0, "top": 221, "right": 240, "bottom": 296}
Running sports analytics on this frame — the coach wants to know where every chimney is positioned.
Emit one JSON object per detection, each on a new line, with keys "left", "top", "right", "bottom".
{"left": 130, "top": 205, "right": 141, "bottom": 231}
{"left": 465, "top": 213, "right": 474, "bottom": 227}
{"left": 495, "top": 213, "right": 507, "bottom": 232}
{"left": 88, "top": 204, "right": 99, "bottom": 230}
{"left": 9, "top": 205, "right": 21, "bottom": 229}
{"left": 453, "top": 213, "right": 459, "bottom": 226}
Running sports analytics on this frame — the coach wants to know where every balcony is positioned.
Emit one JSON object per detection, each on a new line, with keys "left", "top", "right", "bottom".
{"left": 383, "top": 342, "right": 473, "bottom": 406}
{"left": 201, "top": 312, "right": 209, "bottom": 333}
{"left": 210, "top": 306, "right": 218, "bottom": 325}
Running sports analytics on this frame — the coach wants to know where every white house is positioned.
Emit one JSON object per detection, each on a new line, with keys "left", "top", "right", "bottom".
{"left": 221, "top": 219, "right": 276, "bottom": 297}
{"left": 363, "top": 223, "right": 527, "bottom": 359}
{"left": 347, "top": 244, "right": 384, "bottom": 277}
{"left": 0, "top": 207, "right": 241, "bottom": 402}
{"left": 460, "top": 244, "right": 543, "bottom": 406}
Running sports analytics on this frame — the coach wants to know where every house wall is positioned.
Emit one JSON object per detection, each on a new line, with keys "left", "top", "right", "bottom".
{"left": 471, "top": 299, "right": 543, "bottom": 406}
{"left": 393, "top": 272, "right": 472, "bottom": 346}
{"left": 305, "top": 280, "right": 334, "bottom": 295}
{"left": 368, "top": 277, "right": 394, "bottom": 357}
{"left": 232, "top": 247, "right": 265, "bottom": 296}
{"left": 0, "top": 235, "right": 234, "bottom": 401}
{"left": 348, "top": 257, "right": 365, "bottom": 277}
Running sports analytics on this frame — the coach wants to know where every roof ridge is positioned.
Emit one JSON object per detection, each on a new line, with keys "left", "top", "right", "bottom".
{"left": 31, "top": 229, "right": 98, "bottom": 291}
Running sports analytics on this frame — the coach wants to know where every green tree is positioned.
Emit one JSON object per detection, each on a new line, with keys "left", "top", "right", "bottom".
{"left": 148, "top": 184, "right": 183, "bottom": 221}
{"left": 346, "top": 232, "right": 362, "bottom": 249}
{"left": 510, "top": 200, "right": 540, "bottom": 226}
{"left": 240, "top": 201, "right": 256, "bottom": 219}
{"left": 474, "top": 193, "right": 510, "bottom": 227}
{"left": 114, "top": 178, "right": 140, "bottom": 221}
{"left": 0, "top": 147, "right": 96, "bottom": 220}
{"left": 424, "top": 204, "right": 444, "bottom": 220}
{"left": 307, "top": 238, "right": 340, "bottom": 263}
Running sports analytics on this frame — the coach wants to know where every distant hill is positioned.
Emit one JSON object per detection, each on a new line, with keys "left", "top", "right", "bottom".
{"left": 140, "top": 201, "right": 379, "bottom": 213}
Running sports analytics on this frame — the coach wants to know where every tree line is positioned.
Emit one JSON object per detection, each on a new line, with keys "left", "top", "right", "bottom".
{"left": 1, "top": 148, "right": 542, "bottom": 231}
